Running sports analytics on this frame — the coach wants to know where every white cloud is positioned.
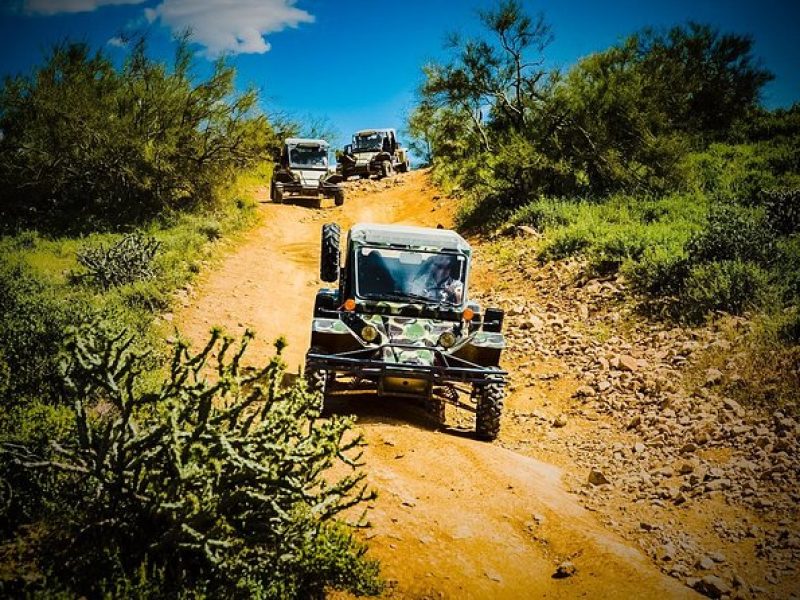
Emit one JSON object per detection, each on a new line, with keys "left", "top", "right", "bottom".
{"left": 146, "top": 0, "right": 314, "bottom": 57}
{"left": 23, "top": 0, "right": 146, "bottom": 15}
{"left": 107, "top": 36, "right": 127, "bottom": 47}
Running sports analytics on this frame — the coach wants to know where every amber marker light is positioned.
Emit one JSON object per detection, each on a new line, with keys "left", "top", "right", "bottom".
{"left": 342, "top": 298, "right": 356, "bottom": 311}
{"left": 462, "top": 307, "right": 475, "bottom": 321}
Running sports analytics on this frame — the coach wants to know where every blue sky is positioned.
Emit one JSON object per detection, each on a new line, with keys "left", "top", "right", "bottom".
{"left": 1, "top": 0, "right": 798, "bottom": 150}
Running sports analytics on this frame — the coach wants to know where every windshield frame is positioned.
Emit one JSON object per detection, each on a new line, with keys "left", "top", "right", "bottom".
{"left": 287, "top": 144, "right": 329, "bottom": 169}
{"left": 352, "top": 244, "right": 468, "bottom": 307}
{"left": 352, "top": 133, "right": 384, "bottom": 153}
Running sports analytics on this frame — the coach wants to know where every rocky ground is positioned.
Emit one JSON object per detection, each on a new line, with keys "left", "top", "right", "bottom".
{"left": 174, "top": 170, "right": 798, "bottom": 598}
{"left": 468, "top": 232, "right": 800, "bottom": 599}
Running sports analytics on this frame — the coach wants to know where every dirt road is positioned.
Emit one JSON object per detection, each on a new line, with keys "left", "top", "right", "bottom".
{"left": 175, "top": 171, "right": 694, "bottom": 598}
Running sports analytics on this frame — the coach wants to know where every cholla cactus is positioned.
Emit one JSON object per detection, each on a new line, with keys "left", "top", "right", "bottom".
{"left": 16, "top": 325, "right": 379, "bottom": 597}
{"left": 76, "top": 232, "right": 160, "bottom": 289}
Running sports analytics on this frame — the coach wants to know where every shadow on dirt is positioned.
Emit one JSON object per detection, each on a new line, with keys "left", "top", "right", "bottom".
{"left": 260, "top": 196, "right": 336, "bottom": 210}
{"left": 324, "top": 391, "right": 478, "bottom": 440}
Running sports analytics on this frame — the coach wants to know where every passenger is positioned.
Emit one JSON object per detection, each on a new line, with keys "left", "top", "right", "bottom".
{"left": 409, "top": 255, "right": 463, "bottom": 303}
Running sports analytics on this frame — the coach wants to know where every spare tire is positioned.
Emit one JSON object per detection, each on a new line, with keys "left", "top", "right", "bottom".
{"left": 320, "top": 223, "right": 340, "bottom": 283}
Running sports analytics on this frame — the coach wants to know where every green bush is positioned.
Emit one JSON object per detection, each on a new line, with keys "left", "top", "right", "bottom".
{"left": 538, "top": 225, "right": 593, "bottom": 261}
{"left": 679, "top": 260, "right": 769, "bottom": 322}
{"left": 117, "top": 280, "right": 170, "bottom": 312}
{"left": 759, "top": 187, "right": 800, "bottom": 235}
{"left": 0, "top": 40, "right": 276, "bottom": 232}
{"left": 0, "top": 263, "right": 87, "bottom": 404}
{"left": 778, "top": 308, "right": 800, "bottom": 343}
{"left": 624, "top": 245, "right": 691, "bottom": 297}
{"left": 686, "top": 204, "right": 775, "bottom": 265}
{"left": 682, "top": 143, "right": 777, "bottom": 202}
{"left": 198, "top": 219, "right": 223, "bottom": 241}
{"left": 0, "top": 401, "right": 76, "bottom": 537}
{"left": 587, "top": 229, "right": 651, "bottom": 276}
{"left": 76, "top": 232, "right": 160, "bottom": 289}
{"left": 2, "top": 326, "right": 382, "bottom": 598}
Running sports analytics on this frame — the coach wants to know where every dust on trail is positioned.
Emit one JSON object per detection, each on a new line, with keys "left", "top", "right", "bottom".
{"left": 175, "top": 171, "right": 694, "bottom": 599}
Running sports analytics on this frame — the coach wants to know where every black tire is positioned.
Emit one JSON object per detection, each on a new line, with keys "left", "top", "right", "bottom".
{"left": 474, "top": 383, "right": 504, "bottom": 441}
{"left": 271, "top": 182, "right": 283, "bottom": 204}
{"left": 380, "top": 160, "right": 393, "bottom": 178}
{"left": 334, "top": 190, "right": 345, "bottom": 206}
{"left": 320, "top": 223, "right": 340, "bottom": 283}
{"left": 397, "top": 160, "right": 409, "bottom": 173}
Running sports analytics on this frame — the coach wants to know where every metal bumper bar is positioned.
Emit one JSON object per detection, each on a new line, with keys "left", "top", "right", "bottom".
{"left": 306, "top": 343, "right": 507, "bottom": 385}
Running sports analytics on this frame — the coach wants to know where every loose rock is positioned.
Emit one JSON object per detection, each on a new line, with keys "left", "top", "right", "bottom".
{"left": 553, "top": 561, "right": 577, "bottom": 578}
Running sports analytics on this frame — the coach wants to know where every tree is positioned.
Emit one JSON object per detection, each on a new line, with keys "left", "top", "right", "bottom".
{"left": 419, "top": 0, "right": 555, "bottom": 152}
{"left": 0, "top": 38, "right": 277, "bottom": 232}
{"left": 635, "top": 23, "right": 774, "bottom": 139}
{"left": 552, "top": 23, "right": 775, "bottom": 194}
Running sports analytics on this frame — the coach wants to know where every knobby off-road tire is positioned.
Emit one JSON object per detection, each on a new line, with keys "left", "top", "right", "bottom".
{"left": 320, "top": 223, "right": 340, "bottom": 283}
{"left": 334, "top": 190, "right": 345, "bottom": 206}
{"left": 380, "top": 160, "right": 393, "bottom": 178}
{"left": 271, "top": 182, "right": 283, "bottom": 203}
{"left": 475, "top": 383, "right": 504, "bottom": 441}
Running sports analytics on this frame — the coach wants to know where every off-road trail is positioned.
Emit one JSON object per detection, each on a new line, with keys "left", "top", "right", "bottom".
{"left": 175, "top": 171, "right": 694, "bottom": 598}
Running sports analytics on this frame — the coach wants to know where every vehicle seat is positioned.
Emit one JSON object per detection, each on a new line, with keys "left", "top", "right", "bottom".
{"left": 360, "top": 252, "right": 395, "bottom": 295}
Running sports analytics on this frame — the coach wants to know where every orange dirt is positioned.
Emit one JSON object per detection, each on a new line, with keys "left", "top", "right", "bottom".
{"left": 175, "top": 170, "right": 696, "bottom": 598}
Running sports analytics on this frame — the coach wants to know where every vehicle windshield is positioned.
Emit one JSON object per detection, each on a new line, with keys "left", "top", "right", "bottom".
{"left": 288, "top": 145, "right": 328, "bottom": 168}
{"left": 352, "top": 133, "right": 384, "bottom": 152}
{"left": 355, "top": 246, "right": 467, "bottom": 305}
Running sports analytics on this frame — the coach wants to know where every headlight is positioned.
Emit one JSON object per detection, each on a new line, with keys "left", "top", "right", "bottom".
{"left": 361, "top": 324, "right": 379, "bottom": 343}
{"left": 438, "top": 331, "right": 457, "bottom": 349}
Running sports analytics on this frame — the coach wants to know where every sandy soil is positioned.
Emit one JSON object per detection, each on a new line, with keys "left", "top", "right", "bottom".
{"left": 174, "top": 170, "right": 695, "bottom": 598}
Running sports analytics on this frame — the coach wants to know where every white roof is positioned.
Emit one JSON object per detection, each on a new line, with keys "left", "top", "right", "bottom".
{"left": 350, "top": 223, "right": 470, "bottom": 252}
{"left": 285, "top": 138, "right": 329, "bottom": 147}
{"left": 354, "top": 128, "right": 395, "bottom": 136}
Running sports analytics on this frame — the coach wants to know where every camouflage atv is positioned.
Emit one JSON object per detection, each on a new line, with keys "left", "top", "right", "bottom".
{"left": 304, "top": 223, "right": 507, "bottom": 440}
{"left": 338, "top": 129, "right": 410, "bottom": 180}
{"left": 271, "top": 138, "right": 345, "bottom": 206}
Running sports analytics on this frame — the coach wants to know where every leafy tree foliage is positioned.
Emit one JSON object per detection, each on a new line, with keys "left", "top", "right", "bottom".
{"left": 0, "top": 39, "right": 276, "bottom": 232}
{"left": 408, "top": 2, "right": 774, "bottom": 206}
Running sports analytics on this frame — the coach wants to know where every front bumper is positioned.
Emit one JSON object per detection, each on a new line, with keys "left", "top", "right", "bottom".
{"left": 275, "top": 181, "right": 341, "bottom": 197}
{"left": 306, "top": 343, "right": 507, "bottom": 386}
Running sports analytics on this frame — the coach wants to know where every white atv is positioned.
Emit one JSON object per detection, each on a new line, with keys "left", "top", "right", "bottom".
{"left": 338, "top": 129, "right": 410, "bottom": 180}
{"left": 271, "top": 138, "right": 345, "bottom": 206}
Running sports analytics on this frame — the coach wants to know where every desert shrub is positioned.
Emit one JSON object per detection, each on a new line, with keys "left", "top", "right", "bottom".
{"left": 685, "top": 204, "right": 775, "bottom": 265}
{"left": 117, "top": 280, "right": 170, "bottom": 312}
{"left": 587, "top": 229, "right": 652, "bottom": 276}
{"left": 76, "top": 232, "right": 160, "bottom": 290}
{"left": 0, "top": 41, "right": 276, "bottom": 232}
{"left": 624, "top": 246, "right": 691, "bottom": 297}
{"left": 538, "top": 225, "right": 594, "bottom": 261}
{"left": 1, "top": 326, "right": 381, "bottom": 598}
{"left": 0, "top": 401, "right": 76, "bottom": 537}
{"left": 682, "top": 143, "right": 777, "bottom": 202}
{"left": 679, "top": 260, "right": 769, "bottom": 322}
{"left": 509, "top": 198, "right": 573, "bottom": 230}
{"left": 758, "top": 187, "right": 800, "bottom": 235}
{"left": 0, "top": 263, "right": 87, "bottom": 404}
{"left": 198, "top": 219, "right": 223, "bottom": 241}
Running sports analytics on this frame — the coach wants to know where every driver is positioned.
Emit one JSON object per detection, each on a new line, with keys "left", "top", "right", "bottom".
{"left": 409, "top": 255, "right": 463, "bottom": 303}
